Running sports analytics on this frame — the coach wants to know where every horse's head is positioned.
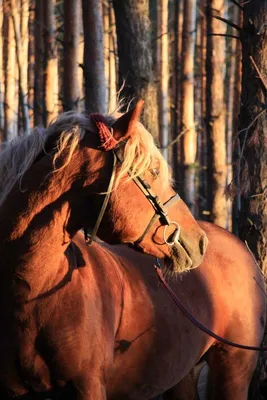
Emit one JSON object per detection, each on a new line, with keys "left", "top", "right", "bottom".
{"left": 0, "top": 100, "right": 207, "bottom": 274}
{"left": 86, "top": 101, "right": 208, "bottom": 273}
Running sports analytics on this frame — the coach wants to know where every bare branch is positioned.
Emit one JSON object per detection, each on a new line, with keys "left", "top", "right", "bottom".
{"left": 160, "top": 124, "right": 198, "bottom": 149}
{"left": 229, "top": 0, "right": 244, "bottom": 11}
{"left": 152, "top": 31, "right": 169, "bottom": 44}
{"left": 239, "top": 109, "right": 267, "bottom": 160}
{"left": 250, "top": 55, "right": 267, "bottom": 93}
{"left": 207, "top": 33, "right": 241, "bottom": 40}
{"left": 213, "top": 16, "right": 241, "bottom": 31}
{"left": 230, "top": 109, "right": 267, "bottom": 196}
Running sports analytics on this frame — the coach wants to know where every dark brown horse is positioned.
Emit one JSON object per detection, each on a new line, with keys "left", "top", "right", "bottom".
{"left": 0, "top": 102, "right": 208, "bottom": 399}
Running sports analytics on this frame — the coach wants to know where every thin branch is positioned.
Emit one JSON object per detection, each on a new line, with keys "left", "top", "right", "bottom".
{"left": 257, "top": 23, "right": 267, "bottom": 35}
{"left": 207, "top": 33, "right": 241, "bottom": 40}
{"left": 250, "top": 55, "right": 267, "bottom": 93}
{"left": 229, "top": 0, "right": 244, "bottom": 11}
{"left": 239, "top": 109, "right": 267, "bottom": 161}
{"left": 213, "top": 16, "right": 241, "bottom": 31}
{"left": 230, "top": 109, "right": 267, "bottom": 193}
{"left": 153, "top": 31, "right": 169, "bottom": 43}
{"left": 160, "top": 124, "right": 198, "bottom": 149}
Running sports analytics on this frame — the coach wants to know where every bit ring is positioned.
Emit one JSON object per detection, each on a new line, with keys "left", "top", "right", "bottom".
{"left": 163, "top": 221, "right": 181, "bottom": 246}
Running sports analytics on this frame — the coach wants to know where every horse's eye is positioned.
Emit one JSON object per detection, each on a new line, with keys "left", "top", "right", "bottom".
{"left": 150, "top": 168, "right": 160, "bottom": 178}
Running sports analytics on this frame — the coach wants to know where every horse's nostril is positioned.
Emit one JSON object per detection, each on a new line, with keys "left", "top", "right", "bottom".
{"left": 199, "top": 234, "right": 208, "bottom": 255}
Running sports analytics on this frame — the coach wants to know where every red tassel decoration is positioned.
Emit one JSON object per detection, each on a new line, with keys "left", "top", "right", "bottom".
{"left": 90, "top": 113, "right": 118, "bottom": 151}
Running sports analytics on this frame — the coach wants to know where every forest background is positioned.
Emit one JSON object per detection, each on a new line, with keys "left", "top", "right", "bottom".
{"left": 0, "top": 0, "right": 267, "bottom": 398}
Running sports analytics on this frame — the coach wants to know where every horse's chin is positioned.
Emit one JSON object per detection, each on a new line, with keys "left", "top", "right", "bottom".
{"left": 165, "top": 243, "right": 198, "bottom": 273}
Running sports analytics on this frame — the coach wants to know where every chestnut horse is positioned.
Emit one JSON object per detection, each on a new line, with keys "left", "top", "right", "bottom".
{"left": 0, "top": 225, "right": 264, "bottom": 400}
{"left": 0, "top": 102, "right": 207, "bottom": 399}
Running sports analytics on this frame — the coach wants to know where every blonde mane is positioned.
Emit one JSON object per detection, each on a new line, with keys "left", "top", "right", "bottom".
{"left": 0, "top": 108, "right": 170, "bottom": 207}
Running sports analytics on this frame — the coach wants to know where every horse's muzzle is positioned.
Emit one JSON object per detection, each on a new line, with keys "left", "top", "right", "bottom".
{"left": 169, "top": 232, "right": 208, "bottom": 273}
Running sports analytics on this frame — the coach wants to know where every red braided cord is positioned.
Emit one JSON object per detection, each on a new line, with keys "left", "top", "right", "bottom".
{"left": 90, "top": 113, "right": 118, "bottom": 151}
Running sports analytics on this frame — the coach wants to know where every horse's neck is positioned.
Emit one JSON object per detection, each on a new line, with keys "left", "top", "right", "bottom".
{"left": 0, "top": 153, "right": 90, "bottom": 299}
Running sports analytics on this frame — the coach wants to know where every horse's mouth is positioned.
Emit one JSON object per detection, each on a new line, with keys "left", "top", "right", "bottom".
{"left": 165, "top": 242, "right": 194, "bottom": 273}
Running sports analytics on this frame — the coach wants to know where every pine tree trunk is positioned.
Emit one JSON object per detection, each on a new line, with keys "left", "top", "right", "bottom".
{"left": 43, "top": 0, "right": 58, "bottom": 124}
{"left": 172, "top": 0, "right": 183, "bottom": 183}
{"left": 20, "top": 0, "right": 29, "bottom": 133}
{"left": 206, "top": 0, "right": 227, "bottom": 227}
{"left": 82, "top": 0, "right": 105, "bottom": 113}
{"left": 63, "top": 0, "right": 79, "bottom": 111}
{"left": 77, "top": 0, "right": 84, "bottom": 112}
{"left": 0, "top": 0, "right": 4, "bottom": 139}
{"left": 232, "top": 8, "right": 242, "bottom": 235}
{"left": 3, "top": 1, "right": 18, "bottom": 141}
{"left": 9, "top": 0, "right": 30, "bottom": 135}
{"left": 226, "top": 6, "right": 241, "bottom": 231}
{"left": 158, "top": 0, "right": 169, "bottom": 161}
{"left": 109, "top": 4, "right": 117, "bottom": 112}
{"left": 198, "top": 0, "right": 208, "bottom": 219}
{"left": 239, "top": 5, "right": 267, "bottom": 393}
{"left": 180, "top": 0, "right": 197, "bottom": 211}
{"left": 103, "top": 2, "right": 110, "bottom": 112}
{"left": 113, "top": 0, "right": 158, "bottom": 137}
{"left": 34, "top": 0, "right": 44, "bottom": 126}
{"left": 28, "top": 0, "right": 34, "bottom": 128}
{"left": 239, "top": 2, "right": 267, "bottom": 273}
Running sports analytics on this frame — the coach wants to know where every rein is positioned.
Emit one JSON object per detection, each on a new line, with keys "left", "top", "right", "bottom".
{"left": 155, "top": 261, "right": 267, "bottom": 352}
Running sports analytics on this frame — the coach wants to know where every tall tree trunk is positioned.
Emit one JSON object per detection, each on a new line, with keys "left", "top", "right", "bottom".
{"left": 43, "top": 0, "right": 58, "bottom": 124}
{"left": 226, "top": 5, "right": 241, "bottom": 231}
{"left": 82, "top": 0, "right": 105, "bottom": 113}
{"left": 77, "top": 0, "right": 84, "bottom": 112}
{"left": 239, "top": 7, "right": 267, "bottom": 398}
{"left": 206, "top": 0, "right": 227, "bottom": 227}
{"left": 198, "top": 0, "right": 208, "bottom": 220}
{"left": 103, "top": 2, "right": 110, "bottom": 112}
{"left": 231, "top": 7, "right": 242, "bottom": 235}
{"left": 0, "top": 0, "right": 4, "bottom": 139}
{"left": 109, "top": 4, "right": 117, "bottom": 112}
{"left": 157, "top": 0, "right": 169, "bottom": 161}
{"left": 3, "top": 0, "right": 18, "bottom": 141}
{"left": 28, "top": 0, "right": 34, "bottom": 128}
{"left": 20, "top": 0, "right": 29, "bottom": 133}
{"left": 63, "top": 0, "right": 79, "bottom": 111}
{"left": 172, "top": 0, "right": 183, "bottom": 183}
{"left": 180, "top": 0, "right": 197, "bottom": 211}
{"left": 34, "top": 0, "right": 44, "bottom": 126}
{"left": 113, "top": 0, "right": 158, "bottom": 137}
{"left": 239, "top": 2, "right": 267, "bottom": 272}
{"left": 9, "top": 0, "right": 30, "bottom": 135}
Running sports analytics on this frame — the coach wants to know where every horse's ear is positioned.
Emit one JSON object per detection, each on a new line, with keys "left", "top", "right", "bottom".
{"left": 112, "top": 100, "right": 144, "bottom": 142}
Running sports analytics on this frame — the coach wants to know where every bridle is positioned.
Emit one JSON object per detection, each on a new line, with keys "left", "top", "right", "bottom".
{"left": 84, "top": 148, "right": 181, "bottom": 247}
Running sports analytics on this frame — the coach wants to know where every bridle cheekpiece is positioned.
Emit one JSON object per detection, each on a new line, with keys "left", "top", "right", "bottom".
{"left": 85, "top": 114, "right": 181, "bottom": 248}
